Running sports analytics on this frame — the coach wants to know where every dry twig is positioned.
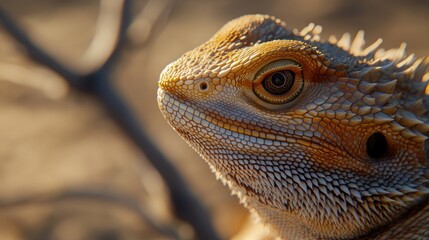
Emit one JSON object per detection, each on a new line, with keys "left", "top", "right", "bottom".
{"left": 0, "top": 188, "right": 181, "bottom": 240}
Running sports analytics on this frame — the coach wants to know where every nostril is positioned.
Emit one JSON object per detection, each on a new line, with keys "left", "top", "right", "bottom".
{"left": 366, "top": 132, "right": 389, "bottom": 159}
{"left": 196, "top": 80, "right": 211, "bottom": 93}
{"left": 200, "top": 81, "right": 208, "bottom": 91}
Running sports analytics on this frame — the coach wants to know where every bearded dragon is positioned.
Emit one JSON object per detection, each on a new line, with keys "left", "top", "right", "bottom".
{"left": 157, "top": 15, "right": 429, "bottom": 239}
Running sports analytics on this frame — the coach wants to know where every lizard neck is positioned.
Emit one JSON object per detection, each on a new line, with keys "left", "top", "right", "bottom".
{"left": 361, "top": 196, "right": 429, "bottom": 239}
{"left": 245, "top": 194, "right": 429, "bottom": 240}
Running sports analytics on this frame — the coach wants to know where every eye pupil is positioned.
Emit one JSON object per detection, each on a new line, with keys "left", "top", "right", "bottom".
{"left": 271, "top": 73, "right": 286, "bottom": 87}
{"left": 263, "top": 70, "right": 295, "bottom": 95}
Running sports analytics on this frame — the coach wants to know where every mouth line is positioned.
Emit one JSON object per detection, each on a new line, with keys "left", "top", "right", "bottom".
{"left": 158, "top": 88, "right": 324, "bottom": 150}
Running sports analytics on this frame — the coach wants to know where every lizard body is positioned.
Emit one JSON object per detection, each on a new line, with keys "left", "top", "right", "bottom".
{"left": 157, "top": 15, "right": 429, "bottom": 239}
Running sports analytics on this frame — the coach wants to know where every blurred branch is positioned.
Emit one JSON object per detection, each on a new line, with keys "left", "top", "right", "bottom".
{"left": 0, "top": 8, "right": 81, "bottom": 88}
{"left": 80, "top": 0, "right": 128, "bottom": 72}
{"left": 127, "top": 0, "right": 175, "bottom": 47}
{"left": 0, "top": 1, "right": 221, "bottom": 240}
{"left": 0, "top": 189, "right": 181, "bottom": 240}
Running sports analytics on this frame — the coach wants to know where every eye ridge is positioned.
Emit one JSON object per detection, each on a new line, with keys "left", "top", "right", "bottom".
{"left": 263, "top": 70, "right": 295, "bottom": 95}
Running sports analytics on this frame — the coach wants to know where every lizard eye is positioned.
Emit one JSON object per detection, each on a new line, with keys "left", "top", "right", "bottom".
{"left": 253, "top": 59, "right": 304, "bottom": 105}
{"left": 262, "top": 71, "right": 295, "bottom": 95}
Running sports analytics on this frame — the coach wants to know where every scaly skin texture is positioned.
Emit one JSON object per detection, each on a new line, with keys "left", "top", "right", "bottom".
{"left": 157, "top": 15, "right": 429, "bottom": 239}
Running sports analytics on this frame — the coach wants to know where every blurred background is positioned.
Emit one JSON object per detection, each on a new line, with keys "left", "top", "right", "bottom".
{"left": 0, "top": 0, "right": 428, "bottom": 239}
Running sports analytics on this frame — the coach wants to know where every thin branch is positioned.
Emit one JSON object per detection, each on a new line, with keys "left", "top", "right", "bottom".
{"left": 0, "top": 8, "right": 82, "bottom": 88}
{"left": 94, "top": 0, "right": 132, "bottom": 74}
{"left": 0, "top": 189, "right": 181, "bottom": 240}
{"left": 127, "top": 0, "right": 175, "bottom": 47}
{"left": 0, "top": 2, "right": 221, "bottom": 240}
{"left": 79, "top": 0, "right": 126, "bottom": 73}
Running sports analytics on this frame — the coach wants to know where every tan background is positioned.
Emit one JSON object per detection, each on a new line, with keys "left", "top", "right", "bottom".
{"left": 0, "top": 0, "right": 428, "bottom": 239}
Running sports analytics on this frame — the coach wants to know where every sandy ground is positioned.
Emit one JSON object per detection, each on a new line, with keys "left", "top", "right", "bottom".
{"left": 0, "top": 0, "right": 428, "bottom": 239}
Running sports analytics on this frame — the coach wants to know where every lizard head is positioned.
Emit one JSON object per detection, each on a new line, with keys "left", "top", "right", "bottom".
{"left": 158, "top": 14, "right": 429, "bottom": 239}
